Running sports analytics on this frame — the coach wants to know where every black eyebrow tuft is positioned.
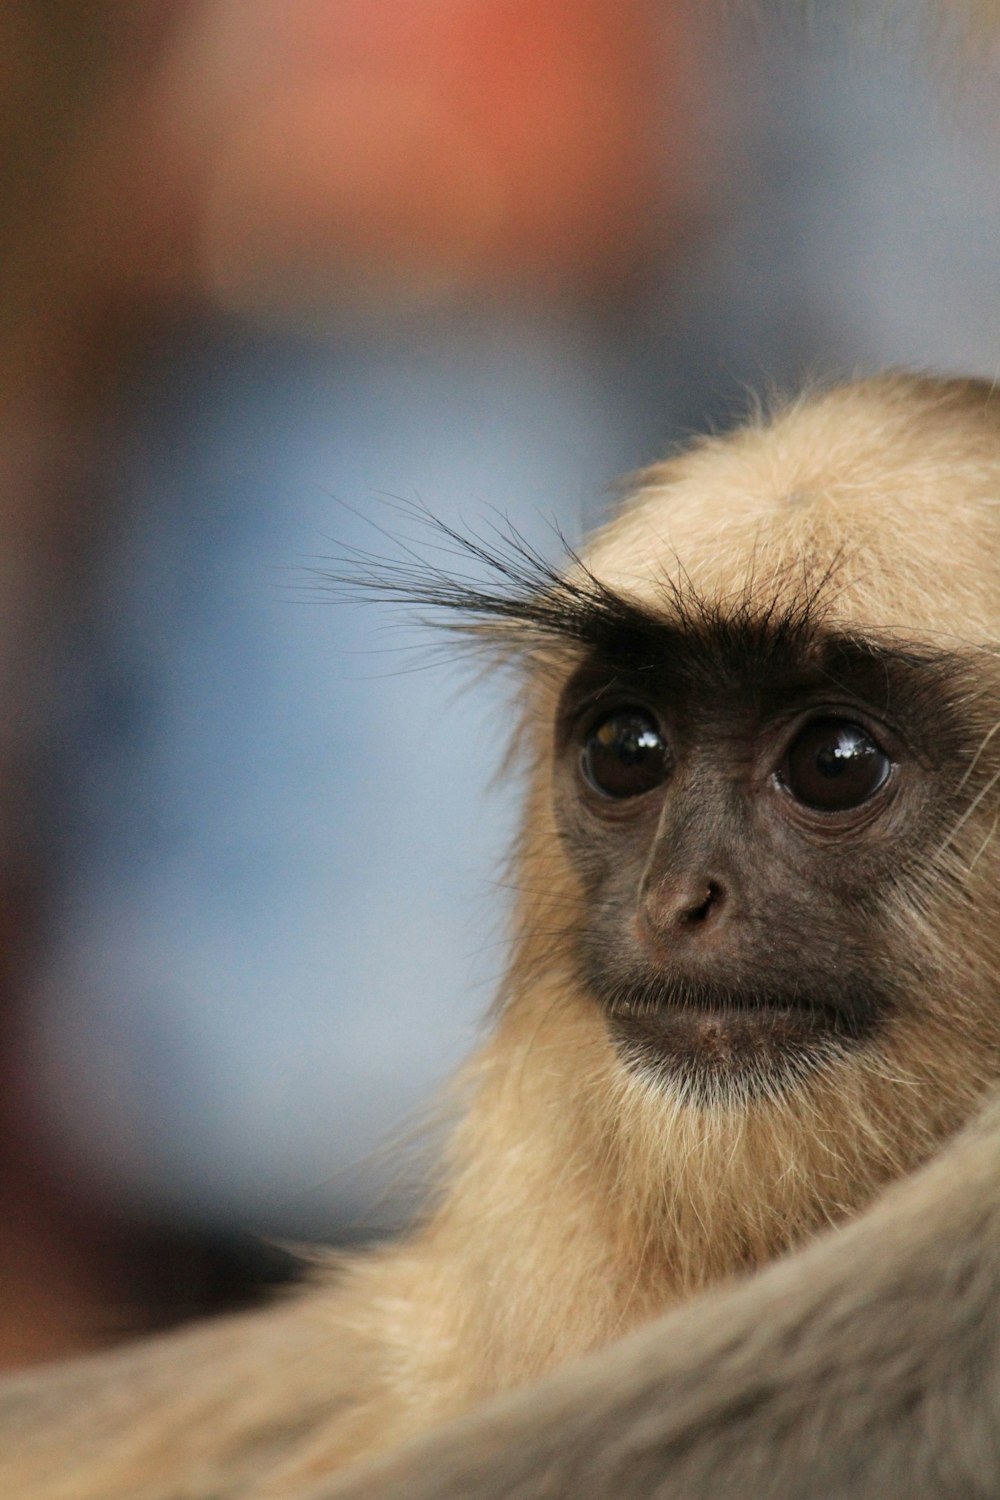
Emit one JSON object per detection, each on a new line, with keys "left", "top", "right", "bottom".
{"left": 314, "top": 509, "right": 991, "bottom": 716}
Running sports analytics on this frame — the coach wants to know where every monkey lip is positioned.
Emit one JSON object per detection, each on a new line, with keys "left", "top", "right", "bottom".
{"left": 605, "top": 982, "right": 875, "bottom": 1085}
{"left": 608, "top": 982, "right": 858, "bottom": 1025}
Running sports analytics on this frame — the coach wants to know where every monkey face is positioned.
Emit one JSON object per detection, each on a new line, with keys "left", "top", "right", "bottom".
{"left": 551, "top": 614, "right": 963, "bottom": 1099}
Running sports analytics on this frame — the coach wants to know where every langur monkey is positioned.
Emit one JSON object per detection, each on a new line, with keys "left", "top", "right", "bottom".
{"left": 3, "top": 373, "right": 1000, "bottom": 1500}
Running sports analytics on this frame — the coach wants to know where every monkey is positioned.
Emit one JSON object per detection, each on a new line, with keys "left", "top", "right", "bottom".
{"left": 2, "top": 371, "right": 1000, "bottom": 1500}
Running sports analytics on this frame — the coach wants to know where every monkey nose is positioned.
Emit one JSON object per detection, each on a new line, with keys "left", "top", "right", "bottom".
{"left": 637, "top": 877, "right": 727, "bottom": 951}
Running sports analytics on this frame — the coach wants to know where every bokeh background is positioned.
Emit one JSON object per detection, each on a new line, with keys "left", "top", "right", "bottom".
{"left": 2, "top": 0, "right": 1000, "bottom": 1366}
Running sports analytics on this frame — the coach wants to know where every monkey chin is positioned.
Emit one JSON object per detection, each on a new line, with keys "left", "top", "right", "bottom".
{"left": 605, "top": 984, "right": 880, "bottom": 1105}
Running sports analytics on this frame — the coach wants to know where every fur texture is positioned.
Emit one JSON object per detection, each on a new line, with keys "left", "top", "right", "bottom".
{"left": 327, "top": 1089, "right": 1000, "bottom": 1500}
{"left": 3, "top": 373, "right": 1000, "bottom": 1499}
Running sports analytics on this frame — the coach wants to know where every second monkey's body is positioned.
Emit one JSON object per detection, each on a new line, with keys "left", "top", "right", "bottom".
{"left": 5, "top": 373, "right": 1000, "bottom": 1500}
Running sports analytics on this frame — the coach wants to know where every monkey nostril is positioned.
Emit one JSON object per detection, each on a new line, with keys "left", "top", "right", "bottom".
{"left": 683, "top": 880, "right": 723, "bottom": 926}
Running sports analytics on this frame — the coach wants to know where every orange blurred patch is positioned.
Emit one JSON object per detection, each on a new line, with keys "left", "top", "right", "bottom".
{"left": 180, "top": 0, "right": 713, "bottom": 317}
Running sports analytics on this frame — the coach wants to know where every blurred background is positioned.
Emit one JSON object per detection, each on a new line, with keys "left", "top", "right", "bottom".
{"left": 2, "top": 0, "right": 1000, "bottom": 1367}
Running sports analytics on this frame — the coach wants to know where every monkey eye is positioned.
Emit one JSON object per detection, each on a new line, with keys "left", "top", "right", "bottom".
{"left": 781, "top": 718, "right": 892, "bottom": 812}
{"left": 581, "top": 709, "right": 671, "bottom": 800}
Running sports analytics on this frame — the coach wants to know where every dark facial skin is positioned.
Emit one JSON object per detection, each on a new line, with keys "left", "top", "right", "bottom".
{"left": 550, "top": 607, "right": 961, "bottom": 1100}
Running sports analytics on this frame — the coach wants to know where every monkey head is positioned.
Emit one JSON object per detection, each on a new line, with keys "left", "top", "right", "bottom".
{"left": 498, "top": 378, "right": 992, "bottom": 1117}
{"left": 510, "top": 376, "right": 1000, "bottom": 1278}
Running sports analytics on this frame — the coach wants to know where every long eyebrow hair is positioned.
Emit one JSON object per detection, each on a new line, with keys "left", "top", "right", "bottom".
{"left": 318, "top": 511, "right": 833, "bottom": 677}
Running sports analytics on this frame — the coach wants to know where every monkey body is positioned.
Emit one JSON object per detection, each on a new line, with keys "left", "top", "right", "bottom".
{"left": 332, "top": 1088, "right": 1000, "bottom": 1500}
{"left": 4, "top": 373, "right": 1000, "bottom": 1499}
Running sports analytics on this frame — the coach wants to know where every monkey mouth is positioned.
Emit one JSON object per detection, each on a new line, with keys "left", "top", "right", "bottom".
{"left": 603, "top": 980, "right": 878, "bottom": 1095}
